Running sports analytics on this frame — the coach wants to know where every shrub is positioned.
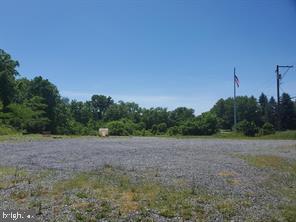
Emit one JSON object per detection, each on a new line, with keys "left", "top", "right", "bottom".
{"left": 261, "top": 122, "right": 275, "bottom": 135}
{"left": 236, "top": 120, "right": 258, "bottom": 136}
{"left": 167, "top": 126, "right": 180, "bottom": 136}
{"left": 151, "top": 123, "right": 168, "bottom": 135}
{"left": 198, "top": 112, "right": 218, "bottom": 135}
{"left": 105, "top": 118, "right": 141, "bottom": 136}
{"left": 179, "top": 121, "right": 199, "bottom": 135}
{"left": 142, "top": 130, "right": 153, "bottom": 136}
{"left": 107, "top": 121, "right": 129, "bottom": 136}
{"left": 0, "top": 124, "right": 18, "bottom": 135}
{"left": 179, "top": 113, "right": 218, "bottom": 136}
{"left": 157, "top": 123, "right": 167, "bottom": 134}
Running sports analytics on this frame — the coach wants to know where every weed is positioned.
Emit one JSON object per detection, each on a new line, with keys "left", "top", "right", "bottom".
{"left": 281, "top": 205, "right": 296, "bottom": 222}
{"left": 239, "top": 155, "right": 296, "bottom": 172}
{"left": 216, "top": 199, "right": 236, "bottom": 220}
{"left": 75, "top": 212, "right": 85, "bottom": 221}
{"left": 11, "top": 190, "right": 29, "bottom": 200}
{"left": 76, "top": 191, "right": 88, "bottom": 199}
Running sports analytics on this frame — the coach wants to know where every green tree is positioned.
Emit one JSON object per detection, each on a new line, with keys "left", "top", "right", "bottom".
{"left": 91, "top": 95, "right": 114, "bottom": 120}
{"left": 211, "top": 96, "right": 261, "bottom": 130}
{"left": 28, "top": 76, "right": 60, "bottom": 132}
{"left": 236, "top": 120, "right": 258, "bottom": 136}
{"left": 70, "top": 100, "right": 92, "bottom": 125}
{"left": 3, "top": 104, "right": 35, "bottom": 132}
{"left": 0, "top": 49, "right": 19, "bottom": 107}
{"left": 104, "top": 103, "right": 127, "bottom": 121}
{"left": 267, "top": 97, "right": 277, "bottom": 128}
{"left": 198, "top": 112, "right": 218, "bottom": 135}
{"left": 259, "top": 93, "right": 269, "bottom": 124}
{"left": 169, "top": 107, "right": 195, "bottom": 125}
{"left": 24, "top": 96, "right": 49, "bottom": 132}
{"left": 14, "top": 78, "right": 31, "bottom": 103}
{"left": 261, "top": 122, "right": 275, "bottom": 135}
{"left": 141, "top": 107, "right": 170, "bottom": 130}
{"left": 54, "top": 101, "right": 73, "bottom": 135}
{"left": 280, "top": 93, "right": 296, "bottom": 130}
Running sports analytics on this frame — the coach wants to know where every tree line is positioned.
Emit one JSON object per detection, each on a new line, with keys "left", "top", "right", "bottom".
{"left": 1, "top": 49, "right": 296, "bottom": 136}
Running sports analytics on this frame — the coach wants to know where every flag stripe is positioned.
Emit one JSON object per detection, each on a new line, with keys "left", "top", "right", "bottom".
{"left": 234, "top": 74, "right": 239, "bottom": 87}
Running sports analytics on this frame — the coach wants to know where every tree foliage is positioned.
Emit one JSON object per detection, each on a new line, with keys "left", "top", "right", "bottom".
{"left": 1, "top": 49, "right": 296, "bottom": 136}
{"left": 0, "top": 49, "right": 19, "bottom": 107}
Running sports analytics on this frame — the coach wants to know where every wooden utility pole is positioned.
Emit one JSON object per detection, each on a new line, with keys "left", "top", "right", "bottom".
{"left": 276, "top": 65, "right": 294, "bottom": 129}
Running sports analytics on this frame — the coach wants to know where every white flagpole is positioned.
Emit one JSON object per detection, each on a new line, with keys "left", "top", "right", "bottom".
{"left": 233, "top": 67, "right": 237, "bottom": 131}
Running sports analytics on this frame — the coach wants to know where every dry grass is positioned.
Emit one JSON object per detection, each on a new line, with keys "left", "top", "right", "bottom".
{"left": 218, "top": 170, "right": 237, "bottom": 177}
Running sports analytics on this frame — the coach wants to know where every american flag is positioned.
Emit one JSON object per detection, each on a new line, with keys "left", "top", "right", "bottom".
{"left": 234, "top": 74, "right": 239, "bottom": 88}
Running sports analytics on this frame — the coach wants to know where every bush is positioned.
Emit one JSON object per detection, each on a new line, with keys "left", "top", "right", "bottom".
{"left": 179, "top": 113, "right": 218, "bottom": 136}
{"left": 0, "top": 124, "right": 18, "bottom": 135}
{"left": 151, "top": 123, "right": 168, "bottom": 135}
{"left": 236, "top": 120, "right": 258, "bottom": 137}
{"left": 167, "top": 126, "right": 180, "bottom": 136}
{"left": 260, "top": 122, "right": 275, "bottom": 135}
{"left": 157, "top": 123, "right": 167, "bottom": 134}
{"left": 198, "top": 112, "right": 218, "bottom": 135}
{"left": 105, "top": 118, "right": 141, "bottom": 136}
{"left": 179, "top": 121, "right": 200, "bottom": 135}
{"left": 107, "top": 121, "right": 129, "bottom": 136}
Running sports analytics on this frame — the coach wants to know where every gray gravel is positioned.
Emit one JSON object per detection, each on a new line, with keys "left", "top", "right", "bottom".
{"left": 1, "top": 137, "right": 295, "bottom": 186}
{"left": 0, "top": 137, "right": 295, "bottom": 221}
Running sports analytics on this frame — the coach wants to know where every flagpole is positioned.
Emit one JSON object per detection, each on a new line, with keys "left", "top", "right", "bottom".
{"left": 233, "top": 67, "right": 237, "bottom": 131}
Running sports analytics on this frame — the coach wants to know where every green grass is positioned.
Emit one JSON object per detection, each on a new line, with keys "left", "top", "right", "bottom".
{"left": 238, "top": 155, "right": 296, "bottom": 172}
{"left": 0, "top": 166, "right": 28, "bottom": 189}
{"left": 260, "top": 130, "right": 296, "bottom": 140}
{"left": 0, "top": 125, "right": 18, "bottom": 136}
{"left": 214, "top": 130, "right": 296, "bottom": 140}
{"left": 0, "top": 134, "right": 102, "bottom": 143}
{"left": 238, "top": 154, "right": 296, "bottom": 221}
{"left": 3, "top": 164, "right": 280, "bottom": 220}
{"left": 0, "top": 134, "right": 47, "bottom": 142}
{"left": 50, "top": 166, "right": 254, "bottom": 220}
{"left": 280, "top": 205, "right": 296, "bottom": 222}
{"left": 157, "top": 130, "right": 296, "bottom": 140}
{"left": 0, "top": 130, "right": 295, "bottom": 142}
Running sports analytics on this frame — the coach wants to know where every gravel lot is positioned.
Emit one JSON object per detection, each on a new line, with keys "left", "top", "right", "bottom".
{"left": 1, "top": 137, "right": 295, "bottom": 181}
{"left": 0, "top": 137, "right": 295, "bottom": 221}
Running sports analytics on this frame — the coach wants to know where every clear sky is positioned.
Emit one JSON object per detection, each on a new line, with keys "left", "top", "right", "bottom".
{"left": 1, "top": 0, "right": 296, "bottom": 114}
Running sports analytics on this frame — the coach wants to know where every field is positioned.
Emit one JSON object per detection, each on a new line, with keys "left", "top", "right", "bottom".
{"left": 0, "top": 137, "right": 296, "bottom": 221}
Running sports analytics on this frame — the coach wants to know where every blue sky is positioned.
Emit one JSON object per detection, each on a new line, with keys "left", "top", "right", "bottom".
{"left": 1, "top": 0, "right": 296, "bottom": 114}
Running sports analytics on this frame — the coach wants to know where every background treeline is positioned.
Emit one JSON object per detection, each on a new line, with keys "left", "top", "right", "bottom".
{"left": 1, "top": 49, "right": 296, "bottom": 136}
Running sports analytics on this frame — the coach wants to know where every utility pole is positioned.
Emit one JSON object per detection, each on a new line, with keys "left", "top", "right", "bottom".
{"left": 276, "top": 65, "right": 294, "bottom": 129}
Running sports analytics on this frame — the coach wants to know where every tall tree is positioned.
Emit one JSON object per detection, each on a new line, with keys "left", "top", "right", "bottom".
{"left": 91, "top": 95, "right": 114, "bottom": 120}
{"left": 70, "top": 100, "right": 92, "bottom": 125}
{"left": 267, "top": 96, "right": 277, "bottom": 127}
{"left": 169, "top": 107, "right": 195, "bottom": 125}
{"left": 15, "top": 78, "right": 31, "bottom": 103}
{"left": 23, "top": 96, "right": 49, "bottom": 132}
{"left": 141, "top": 107, "right": 170, "bottom": 129}
{"left": 280, "top": 93, "right": 296, "bottom": 130}
{"left": 28, "top": 76, "right": 60, "bottom": 132}
{"left": 259, "top": 93, "right": 269, "bottom": 124}
{"left": 211, "top": 96, "right": 261, "bottom": 129}
{"left": 0, "top": 49, "right": 19, "bottom": 107}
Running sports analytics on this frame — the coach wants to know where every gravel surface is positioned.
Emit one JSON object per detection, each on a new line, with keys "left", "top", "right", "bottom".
{"left": 1, "top": 137, "right": 295, "bottom": 180}
{"left": 0, "top": 137, "right": 295, "bottom": 221}
{"left": 0, "top": 137, "right": 295, "bottom": 188}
